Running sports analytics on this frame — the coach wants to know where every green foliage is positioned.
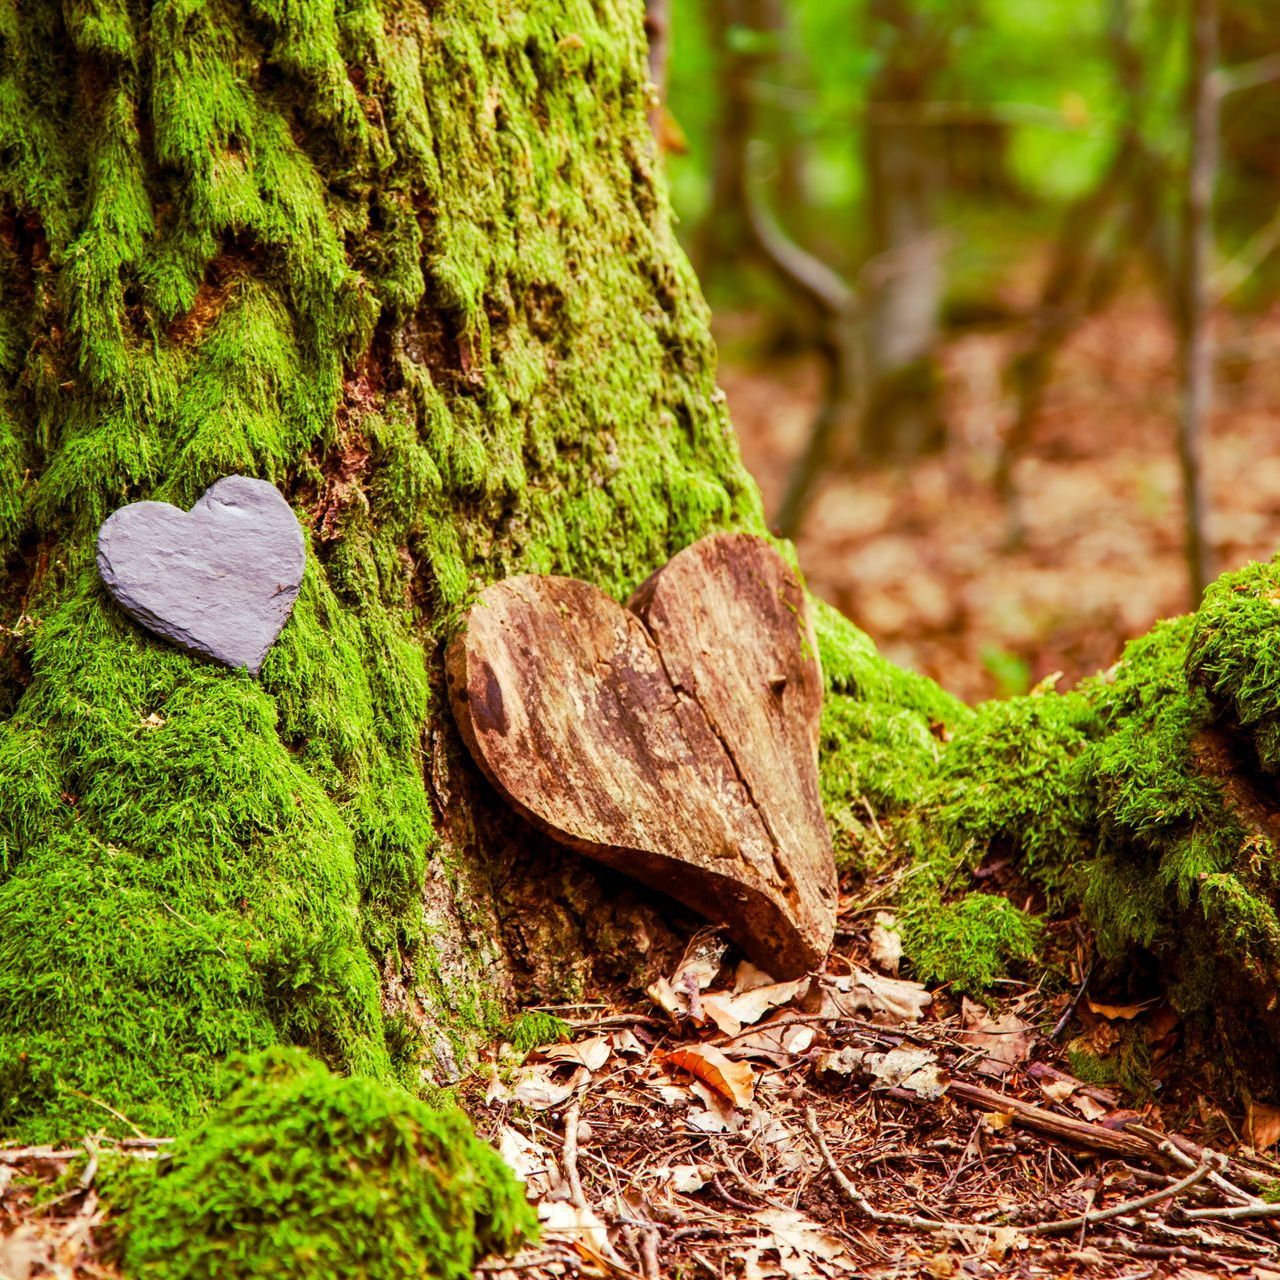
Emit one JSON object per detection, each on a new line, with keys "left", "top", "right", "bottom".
{"left": 901, "top": 890, "right": 1042, "bottom": 994}
{"left": 1187, "top": 555, "right": 1280, "bottom": 771}
{"left": 118, "top": 1048, "right": 535, "bottom": 1280}
{"left": 504, "top": 1012, "right": 570, "bottom": 1054}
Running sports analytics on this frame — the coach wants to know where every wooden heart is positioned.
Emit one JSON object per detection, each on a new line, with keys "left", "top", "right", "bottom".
{"left": 96, "top": 476, "right": 305, "bottom": 676}
{"left": 446, "top": 533, "right": 837, "bottom": 977}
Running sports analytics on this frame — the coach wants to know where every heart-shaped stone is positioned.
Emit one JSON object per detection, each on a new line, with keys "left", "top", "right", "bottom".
{"left": 446, "top": 533, "right": 837, "bottom": 977}
{"left": 97, "top": 476, "right": 305, "bottom": 675}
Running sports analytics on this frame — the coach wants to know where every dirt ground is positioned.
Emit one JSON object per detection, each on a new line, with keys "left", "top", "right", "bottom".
{"left": 725, "top": 295, "right": 1280, "bottom": 704}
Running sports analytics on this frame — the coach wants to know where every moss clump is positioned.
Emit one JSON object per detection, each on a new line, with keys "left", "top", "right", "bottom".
{"left": 1079, "top": 614, "right": 1280, "bottom": 1002}
{"left": 119, "top": 1048, "right": 535, "bottom": 1280}
{"left": 901, "top": 891, "right": 1043, "bottom": 994}
{"left": 504, "top": 1011, "right": 570, "bottom": 1054}
{"left": 932, "top": 690, "right": 1097, "bottom": 899}
{"left": 1187, "top": 555, "right": 1280, "bottom": 771}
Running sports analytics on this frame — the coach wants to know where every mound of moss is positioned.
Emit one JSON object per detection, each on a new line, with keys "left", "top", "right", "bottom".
{"left": 118, "top": 1048, "right": 534, "bottom": 1280}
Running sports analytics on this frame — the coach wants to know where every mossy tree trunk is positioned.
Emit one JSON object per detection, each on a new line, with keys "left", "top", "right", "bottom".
{"left": 3, "top": 0, "right": 1280, "bottom": 1152}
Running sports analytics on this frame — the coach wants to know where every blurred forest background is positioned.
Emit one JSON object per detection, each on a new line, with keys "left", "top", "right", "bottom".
{"left": 654, "top": 0, "right": 1280, "bottom": 701}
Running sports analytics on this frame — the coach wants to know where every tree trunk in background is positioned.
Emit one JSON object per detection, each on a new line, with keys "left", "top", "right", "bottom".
{"left": 644, "top": 0, "right": 671, "bottom": 139}
{"left": 698, "top": 0, "right": 800, "bottom": 290}
{"left": 860, "top": 0, "right": 948, "bottom": 458}
{"left": 6, "top": 0, "right": 1280, "bottom": 1158}
{"left": 1175, "top": 0, "right": 1218, "bottom": 602}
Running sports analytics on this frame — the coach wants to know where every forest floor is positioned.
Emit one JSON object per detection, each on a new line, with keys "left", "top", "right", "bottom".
{"left": 466, "top": 897, "right": 1280, "bottom": 1280}
{"left": 724, "top": 292, "right": 1280, "bottom": 703}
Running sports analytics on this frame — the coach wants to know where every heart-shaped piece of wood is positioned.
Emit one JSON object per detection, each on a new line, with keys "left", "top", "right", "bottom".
{"left": 97, "top": 476, "right": 305, "bottom": 675}
{"left": 446, "top": 533, "right": 837, "bottom": 977}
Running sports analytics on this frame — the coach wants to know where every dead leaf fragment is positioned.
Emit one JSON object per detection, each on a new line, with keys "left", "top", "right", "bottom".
{"left": 1087, "top": 998, "right": 1155, "bottom": 1021}
{"left": 701, "top": 978, "right": 809, "bottom": 1036}
{"left": 543, "top": 1035, "right": 611, "bottom": 1072}
{"left": 1247, "top": 1098, "right": 1280, "bottom": 1150}
{"left": 867, "top": 1046, "right": 948, "bottom": 1098}
{"left": 822, "top": 968, "right": 931, "bottom": 1025}
{"left": 663, "top": 1044, "right": 756, "bottom": 1109}
{"left": 960, "top": 999, "right": 1032, "bottom": 1077}
{"left": 750, "top": 1207, "right": 857, "bottom": 1276}
{"left": 868, "top": 912, "right": 902, "bottom": 975}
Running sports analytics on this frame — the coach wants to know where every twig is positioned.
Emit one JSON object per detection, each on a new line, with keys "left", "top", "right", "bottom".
{"left": 901, "top": 1080, "right": 1157, "bottom": 1160}
{"left": 1050, "top": 956, "right": 1096, "bottom": 1041}
{"left": 1129, "top": 1123, "right": 1269, "bottom": 1200}
{"left": 57, "top": 1087, "right": 149, "bottom": 1140}
{"left": 640, "top": 1229, "right": 660, "bottom": 1280}
{"left": 1182, "top": 1203, "right": 1280, "bottom": 1222}
{"left": 1020, "top": 1160, "right": 1216, "bottom": 1236}
{"left": 805, "top": 1107, "right": 997, "bottom": 1234}
{"left": 78, "top": 1137, "right": 99, "bottom": 1191}
{"left": 561, "top": 1098, "right": 587, "bottom": 1210}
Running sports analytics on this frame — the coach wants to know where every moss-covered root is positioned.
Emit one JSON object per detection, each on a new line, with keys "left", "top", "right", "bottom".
{"left": 118, "top": 1048, "right": 534, "bottom": 1280}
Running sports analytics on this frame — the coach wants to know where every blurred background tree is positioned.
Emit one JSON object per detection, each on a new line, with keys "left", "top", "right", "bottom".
{"left": 661, "top": 0, "right": 1280, "bottom": 700}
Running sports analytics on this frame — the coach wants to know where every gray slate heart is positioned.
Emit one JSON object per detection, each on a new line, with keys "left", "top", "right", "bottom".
{"left": 97, "top": 476, "right": 305, "bottom": 675}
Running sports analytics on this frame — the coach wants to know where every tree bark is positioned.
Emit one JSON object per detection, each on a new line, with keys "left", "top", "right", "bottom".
{"left": 1175, "top": 0, "right": 1218, "bottom": 603}
{"left": 859, "top": 0, "right": 950, "bottom": 458}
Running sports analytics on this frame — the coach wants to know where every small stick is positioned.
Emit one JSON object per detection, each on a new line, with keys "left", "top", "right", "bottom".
{"left": 1129, "top": 1123, "right": 1266, "bottom": 1201}
{"left": 1021, "top": 1160, "right": 1216, "bottom": 1236}
{"left": 1183, "top": 1203, "right": 1280, "bottom": 1222}
{"left": 1050, "top": 956, "right": 1096, "bottom": 1041}
{"left": 888, "top": 1080, "right": 1156, "bottom": 1160}
{"left": 561, "top": 1098, "right": 587, "bottom": 1210}
{"left": 640, "top": 1229, "right": 661, "bottom": 1280}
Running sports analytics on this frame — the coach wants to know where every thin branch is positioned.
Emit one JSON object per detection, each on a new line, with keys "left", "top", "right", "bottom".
{"left": 1212, "top": 51, "right": 1280, "bottom": 97}
{"left": 562, "top": 1097, "right": 587, "bottom": 1210}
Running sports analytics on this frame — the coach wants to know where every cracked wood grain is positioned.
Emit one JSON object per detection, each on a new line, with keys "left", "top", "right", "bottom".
{"left": 445, "top": 533, "right": 837, "bottom": 977}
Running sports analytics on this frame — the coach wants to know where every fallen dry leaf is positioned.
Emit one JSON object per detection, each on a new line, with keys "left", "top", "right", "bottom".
{"left": 497, "top": 1125, "right": 561, "bottom": 1198}
{"left": 725, "top": 1020, "right": 815, "bottom": 1063}
{"left": 510, "top": 1064, "right": 587, "bottom": 1110}
{"left": 1247, "top": 1098, "right": 1280, "bottom": 1150}
{"left": 868, "top": 911, "right": 902, "bottom": 975}
{"left": 960, "top": 999, "right": 1033, "bottom": 1077}
{"left": 733, "top": 959, "right": 779, "bottom": 993}
{"left": 1072, "top": 1093, "right": 1109, "bottom": 1122}
{"left": 543, "top": 1035, "right": 611, "bottom": 1072}
{"left": 1087, "top": 998, "right": 1155, "bottom": 1021}
{"left": 658, "top": 1162, "right": 709, "bottom": 1193}
{"left": 1037, "top": 1078, "right": 1075, "bottom": 1104}
{"left": 750, "top": 1207, "right": 857, "bottom": 1276}
{"left": 664, "top": 1044, "right": 756, "bottom": 1109}
{"left": 867, "top": 1045, "right": 948, "bottom": 1098}
{"left": 537, "top": 1200, "right": 619, "bottom": 1265}
{"left": 701, "top": 978, "right": 809, "bottom": 1036}
{"left": 821, "top": 969, "right": 931, "bottom": 1025}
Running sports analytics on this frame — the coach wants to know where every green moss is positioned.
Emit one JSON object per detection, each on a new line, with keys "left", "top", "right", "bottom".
{"left": 901, "top": 891, "right": 1043, "bottom": 994}
{"left": 1187, "top": 555, "right": 1280, "bottom": 770}
{"left": 1066, "top": 1038, "right": 1155, "bottom": 1099}
{"left": 118, "top": 1048, "right": 535, "bottom": 1280}
{"left": 504, "top": 1011, "right": 570, "bottom": 1054}
{"left": 932, "top": 690, "right": 1097, "bottom": 899}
